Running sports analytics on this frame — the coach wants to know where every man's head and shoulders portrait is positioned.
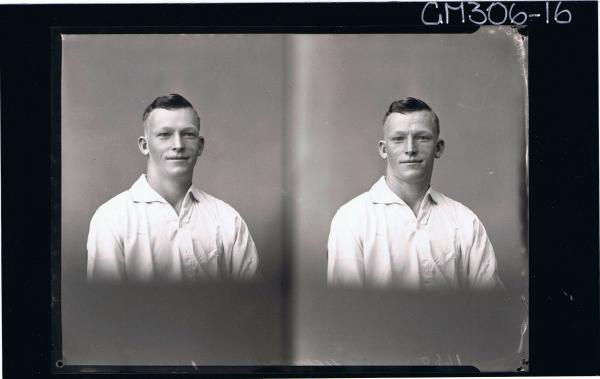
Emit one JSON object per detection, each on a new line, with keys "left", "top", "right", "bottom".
{"left": 87, "top": 93, "right": 259, "bottom": 284}
{"left": 328, "top": 97, "right": 503, "bottom": 292}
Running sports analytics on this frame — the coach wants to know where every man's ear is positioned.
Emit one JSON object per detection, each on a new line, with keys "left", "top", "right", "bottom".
{"left": 378, "top": 140, "right": 387, "bottom": 160}
{"left": 434, "top": 138, "right": 445, "bottom": 158}
{"left": 197, "top": 136, "right": 205, "bottom": 156}
{"left": 138, "top": 135, "right": 149, "bottom": 156}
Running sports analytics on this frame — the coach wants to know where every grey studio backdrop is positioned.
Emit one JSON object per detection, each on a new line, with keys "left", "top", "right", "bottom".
{"left": 60, "top": 30, "right": 527, "bottom": 370}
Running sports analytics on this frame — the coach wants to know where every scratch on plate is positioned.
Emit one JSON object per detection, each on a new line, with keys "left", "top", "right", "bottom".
{"left": 456, "top": 65, "right": 498, "bottom": 112}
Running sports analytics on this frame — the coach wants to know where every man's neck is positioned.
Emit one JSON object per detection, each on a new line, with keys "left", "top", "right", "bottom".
{"left": 385, "top": 174, "right": 430, "bottom": 216}
{"left": 146, "top": 171, "right": 192, "bottom": 215}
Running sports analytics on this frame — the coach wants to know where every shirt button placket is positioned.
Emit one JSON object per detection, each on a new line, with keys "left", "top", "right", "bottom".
{"left": 179, "top": 205, "right": 187, "bottom": 229}
{"left": 177, "top": 208, "right": 190, "bottom": 279}
{"left": 186, "top": 208, "right": 199, "bottom": 278}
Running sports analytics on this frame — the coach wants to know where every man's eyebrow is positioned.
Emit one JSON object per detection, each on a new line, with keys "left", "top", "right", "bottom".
{"left": 154, "top": 125, "right": 198, "bottom": 130}
{"left": 154, "top": 126, "right": 174, "bottom": 132}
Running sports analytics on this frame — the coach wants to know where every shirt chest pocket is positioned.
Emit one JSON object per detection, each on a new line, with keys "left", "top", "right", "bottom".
{"left": 432, "top": 248, "right": 457, "bottom": 268}
{"left": 189, "top": 223, "right": 223, "bottom": 264}
{"left": 418, "top": 228, "right": 460, "bottom": 290}
{"left": 428, "top": 227, "right": 461, "bottom": 269}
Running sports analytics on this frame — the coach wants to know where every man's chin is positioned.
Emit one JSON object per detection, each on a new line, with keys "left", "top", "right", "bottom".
{"left": 397, "top": 169, "right": 424, "bottom": 178}
{"left": 392, "top": 171, "right": 428, "bottom": 184}
{"left": 163, "top": 168, "right": 195, "bottom": 178}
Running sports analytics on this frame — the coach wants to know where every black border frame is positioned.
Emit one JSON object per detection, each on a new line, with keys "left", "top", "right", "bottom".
{"left": 1, "top": 2, "right": 598, "bottom": 377}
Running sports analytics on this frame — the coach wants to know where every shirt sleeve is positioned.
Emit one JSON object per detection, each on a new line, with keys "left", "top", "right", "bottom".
{"left": 229, "top": 214, "right": 260, "bottom": 280}
{"left": 465, "top": 216, "right": 505, "bottom": 291}
{"left": 327, "top": 210, "right": 365, "bottom": 287}
{"left": 87, "top": 210, "right": 125, "bottom": 283}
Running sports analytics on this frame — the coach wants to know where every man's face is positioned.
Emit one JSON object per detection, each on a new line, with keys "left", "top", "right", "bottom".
{"left": 378, "top": 111, "right": 444, "bottom": 185}
{"left": 138, "top": 107, "right": 204, "bottom": 179}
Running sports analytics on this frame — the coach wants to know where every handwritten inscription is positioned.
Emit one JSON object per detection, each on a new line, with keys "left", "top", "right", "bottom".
{"left": 422, "top": 1, "right": 572, "bottom": 25}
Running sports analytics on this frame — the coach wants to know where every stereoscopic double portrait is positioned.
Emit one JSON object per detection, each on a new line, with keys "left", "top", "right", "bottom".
{"left": 59, "top": 30, "right": 528, "bottom": 370}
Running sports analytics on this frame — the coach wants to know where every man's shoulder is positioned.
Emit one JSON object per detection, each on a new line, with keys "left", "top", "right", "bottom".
{"left": 432, "top": 190, "right": 480, "bottom": 223}
{"left": 91, "top": 189, "right": 133, "bottom": 221}
{"left": 333, "top": 190, "right": 371, "bottom": 220}
{"left": 195, "top": 190, "right": 243, "bottom": 219}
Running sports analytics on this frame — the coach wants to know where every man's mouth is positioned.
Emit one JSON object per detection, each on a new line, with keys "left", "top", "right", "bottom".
{"left": 400, "top": 160, "right": 422, "bottom": 164}
{"left": 166, "top": 156, "right": 189, "bottom": 160}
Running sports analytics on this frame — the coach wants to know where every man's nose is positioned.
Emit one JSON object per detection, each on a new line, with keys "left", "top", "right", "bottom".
{"left": 172, "top": 133, "right": 184, "bottom": 150}
{"left": 405, "top": 135, "right": 416, "bottom": 155}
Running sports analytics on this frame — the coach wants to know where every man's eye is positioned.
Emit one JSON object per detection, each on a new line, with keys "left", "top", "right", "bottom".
{"left": 417, "top": 136, "right": 432, "bottom": 141}
{"left": 183, "top": 133, "right": 197, "bottom": 137}
{"left": 392, "top": 137, "right": 405, "bottom": 142}
{"left": 157, "top": 133, "right": 170, "bottom": 137}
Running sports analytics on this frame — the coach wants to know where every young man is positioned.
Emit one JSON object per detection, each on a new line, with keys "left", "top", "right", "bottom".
{"left": 87, "top": 94, "right": 259, "bottom": 283}
{"left": 327, "top": 97, "right": 503, "bottom": 291}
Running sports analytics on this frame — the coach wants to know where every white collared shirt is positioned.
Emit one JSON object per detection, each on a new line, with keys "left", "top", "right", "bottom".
{"left": 327, "top": 177, "right": 503, "bottom": 291}
{"left": 87, "top": 175, "right": 259, "bottom": 283}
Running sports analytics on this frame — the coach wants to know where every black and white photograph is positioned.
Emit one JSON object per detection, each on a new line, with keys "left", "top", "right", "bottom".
{"left": 1, "top": 2, "right": 598, "bottom": 378}
{"left": 58, "top": 29, "right": 528, "bottom": 371}
{"left": 284, "top": 30, "right": 528, "bottom": 370}
{"left": 60, "top": 33, "right": 287, "bottom": 366}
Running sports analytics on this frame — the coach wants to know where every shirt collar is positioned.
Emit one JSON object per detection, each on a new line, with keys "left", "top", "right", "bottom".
{"left": 187, "top": 186, "right": 203, "bottom": 202}
{"left": 129, "top": 174, "right": 202, "bottom": 203}
{"left": 369, "top": 176, "right": 438, "bottom": 205}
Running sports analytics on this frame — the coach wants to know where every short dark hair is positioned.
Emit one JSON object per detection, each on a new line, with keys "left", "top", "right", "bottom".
{"left": 383, "top": 97, "right": 440, "bottom": 135}
{"left": 142, "top": 93, "right": 200, "bottom": 126}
